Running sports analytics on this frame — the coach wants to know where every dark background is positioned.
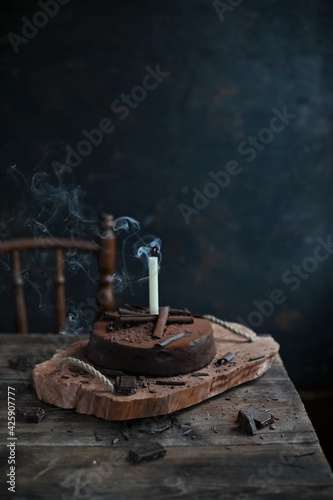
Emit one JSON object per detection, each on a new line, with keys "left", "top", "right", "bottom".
{"left": 1, "top": 0, "right": 333, "bottom": 464}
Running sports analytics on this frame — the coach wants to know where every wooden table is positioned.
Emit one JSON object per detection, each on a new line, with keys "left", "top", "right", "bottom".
{"left": 1, "top": 334, "right": 333, "bottom": 499}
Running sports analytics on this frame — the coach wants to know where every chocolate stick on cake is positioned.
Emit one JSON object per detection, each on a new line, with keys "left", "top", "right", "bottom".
{"left": 103, "top": 307, "right": 194, "bottom": 331}
{"left": 152, "top": 306, "right": 170, "bottom": 339}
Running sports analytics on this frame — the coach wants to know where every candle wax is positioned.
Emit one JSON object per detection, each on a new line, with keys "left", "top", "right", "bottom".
{"left": 148, "top": 256, "right": 159, "bottom": 315}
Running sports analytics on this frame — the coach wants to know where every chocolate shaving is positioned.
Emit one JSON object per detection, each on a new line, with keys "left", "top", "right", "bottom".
{"left": 156, "top": 332, "right": 185, "bottom": 347}
{"left": 118, "top": 307, "right": 141, "bottom": 315}
{"left": 103, "top": 312, "right": 120, "bottom": 320}
{"left": 155, "top": 380, "right": 185, "bottom": 386}
{"left": 249, "top": 355, "right": 265, "bottom": 361}
{"left": 168, "top": 308, "right": 191, "bottom": 316}
{"left": 119, "top": 315, "right": 156, "bottom": 323}
{"left": 95, "top": 367, "right": 126, "bottom": 377}
{"left": 16, "top": 407, "right": 45, "bottom": 423}
{"left": 124, "top": 304, "right": 146, "bottom": 311}
{"left": 117, "top": 315, "right": 194, "bottom": 325}
{"left": 129, "top": 442, "right": 166, "bottom": 464}
{"left": 168, "top": 316, "right": 193, "bottom": 324}
{"left": 153, "top": 306, "right": 170, "bottom": 339}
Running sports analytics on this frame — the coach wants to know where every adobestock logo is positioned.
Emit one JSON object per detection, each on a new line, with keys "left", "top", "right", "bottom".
{"left": 178, "top": 105, "right": 297, "bottom": 225}
{"left": 7, "top": 0, "right": 71, "bottom": 54}
{"left": 178, "top": 160, "right": 242, "bottom": 224}
{"left": 110, "top": 65, "right": 169, "bottom": 120}
{"left": 237, "top": 106, "right": 297, "bottom": 162}
{"left": 51, "top": 64, "right": 170, "bottom": 181}
{"left": 213, "top": 0, "right": 244, "bottom": 23}
{"left": 237, "top": 235, "right": 333, "bottom": 330}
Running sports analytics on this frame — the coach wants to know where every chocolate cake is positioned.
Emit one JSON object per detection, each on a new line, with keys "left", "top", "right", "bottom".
{"left": 86, "top": 306, "right": 216, "bottom": 377}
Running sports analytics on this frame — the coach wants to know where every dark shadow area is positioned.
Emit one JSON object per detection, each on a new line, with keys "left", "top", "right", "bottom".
{"left": 300, "top": 390, "right": 333, "bottom": 470}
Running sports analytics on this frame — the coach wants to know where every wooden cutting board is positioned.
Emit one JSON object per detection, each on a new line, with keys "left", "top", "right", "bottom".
{"left": 32, "top": 322, "right": 279, "bottom": 420}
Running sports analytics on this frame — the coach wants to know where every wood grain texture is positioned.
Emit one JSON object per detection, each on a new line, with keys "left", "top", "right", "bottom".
{"left": 32, "top": 323, "right": 279, "bottom": 420}
{"left": 1, "top": 334, "right": 333, "bottom": 499}
{"left": 0, "top": 444, "right": 332, "bottom": 500}
{"left": 0, "top": 238, "right": 100, "bottom": 253}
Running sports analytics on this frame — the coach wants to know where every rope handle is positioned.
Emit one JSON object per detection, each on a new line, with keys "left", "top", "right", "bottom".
{"left": 58, "top": 357, "right": 115, "bottom": 393}
{"left": 203, "top": 315, "right": 256, "bottom": 342}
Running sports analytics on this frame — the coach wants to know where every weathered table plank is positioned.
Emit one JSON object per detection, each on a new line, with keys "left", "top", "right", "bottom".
{"left": 0, "top": 379, "right": 319, "bottom": 448}
{"left": 1, "top": 334, "right": 332, "bottom": 500}
{"left": 0, "top": 444, "right": 332, "bottom": 500}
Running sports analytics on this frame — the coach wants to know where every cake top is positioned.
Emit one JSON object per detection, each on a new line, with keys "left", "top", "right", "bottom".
{"left": 97, "top": 305, "right": 206, "bottom": 348}
{"left": 88, "top": 305, "right": 216, "bottom": 376}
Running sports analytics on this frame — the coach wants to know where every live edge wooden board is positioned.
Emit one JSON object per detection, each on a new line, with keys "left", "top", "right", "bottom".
{"left": 33, "top": 322, "right": 279, "bottom": 421}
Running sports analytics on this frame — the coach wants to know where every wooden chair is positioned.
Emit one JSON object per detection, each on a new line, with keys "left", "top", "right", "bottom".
{"left": 0, "top": 213, "right": 115, "bottom": 333}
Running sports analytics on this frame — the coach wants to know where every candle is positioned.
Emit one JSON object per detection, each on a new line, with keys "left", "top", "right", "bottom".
{"left": 148, "top": 251, "right": 159, "bottom": 315}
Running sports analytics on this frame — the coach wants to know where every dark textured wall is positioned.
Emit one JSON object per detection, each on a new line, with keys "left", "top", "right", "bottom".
{"left": 1, "top": 0, "right": 333, "bottom": 389}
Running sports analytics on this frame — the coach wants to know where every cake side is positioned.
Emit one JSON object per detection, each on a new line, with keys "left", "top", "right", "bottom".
{"left": 86, "top": 314, "right": 216, "bottom": 376}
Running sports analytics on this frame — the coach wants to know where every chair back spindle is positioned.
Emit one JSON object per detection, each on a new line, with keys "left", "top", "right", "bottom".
{"left": 97, "top": 213, "right": 116, "bottom": 312}
{"left": 12, "top": 250, "right": 28, "bottom": 333}
{"left": 0, "top": 213, "right": 115, "bottom": 333}
{"left": 55, "top": 248, "right": 66, "bottom": 332}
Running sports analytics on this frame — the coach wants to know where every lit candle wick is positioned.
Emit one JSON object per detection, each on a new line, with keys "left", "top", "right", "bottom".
{"left": 148, "top": 248, "right": 159, "bottom": 315}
